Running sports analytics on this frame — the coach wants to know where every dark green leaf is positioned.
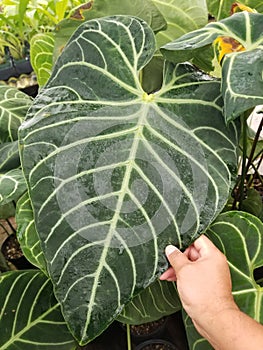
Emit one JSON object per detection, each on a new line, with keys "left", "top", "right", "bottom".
{"left": 117, "top": 279, "right": 181, "bottom": 324}
{"left": 241, "top": 188, "right": 263, "bottom": 218}
{"left": 222, "top": 48, "right": 263, "bottom": 121}
{"left": 0, "top": 169, "right": 27, "bottom": 205}
{"left": 16, "top": 192, "right": 47, "bottom": 272}
{"left": 161, "top": 12, "right": 263, "bottom": 122}
{"left": 0, "top": 85, "right": 32, "bottom": 143}
{"left": 0, "top": 270, "right": 76, "bottom": 350}
{"left": 19, "top": 16, "right": 238, "bottom": 344}
{"left": 0, "top": 141, "right": 20, "bottom": 172}
{"left": 0, "top": 202, "right": 16, "bottom": 219}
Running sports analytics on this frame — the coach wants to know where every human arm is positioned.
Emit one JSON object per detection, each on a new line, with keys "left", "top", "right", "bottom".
{"left": 160, "top": 235, "right": 263, "bottom": 350}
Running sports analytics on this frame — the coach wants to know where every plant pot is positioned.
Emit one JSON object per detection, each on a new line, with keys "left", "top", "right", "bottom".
{"left": 0, "top": 58, "right": 32, "bottom": 81}
{"left": 135, "top": 339, "right": 177, "bottom": 350}
{"left": 124, "top": 317, "right": 168, "bottom": 345}
{"left": 1, "top": 234, "right": 36, "bottom": 270}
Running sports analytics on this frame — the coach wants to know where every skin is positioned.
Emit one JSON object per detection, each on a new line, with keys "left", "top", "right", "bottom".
{"left": 160, "top": 235, "right": 263, "bottom": 350}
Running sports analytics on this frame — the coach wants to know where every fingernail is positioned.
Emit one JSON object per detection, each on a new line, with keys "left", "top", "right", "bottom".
{"left": 165, "top": 245, "right": 179, "bottom": 256}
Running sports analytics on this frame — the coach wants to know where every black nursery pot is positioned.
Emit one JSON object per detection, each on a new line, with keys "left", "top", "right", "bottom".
{"left": 0, "top": 58, "right": 33, "bottom": 81}
{"left": 135, "top": 338, "right": 177, "bottom": 350}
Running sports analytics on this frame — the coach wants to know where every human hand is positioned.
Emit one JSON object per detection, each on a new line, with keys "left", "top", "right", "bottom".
{"left": 160, "top": 235, "right": 238, "bottom": 334}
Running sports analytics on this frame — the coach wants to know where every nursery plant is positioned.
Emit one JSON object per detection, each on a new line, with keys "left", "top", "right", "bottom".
{"left": 0, "top": 2, "right": 262, "bottom": 350}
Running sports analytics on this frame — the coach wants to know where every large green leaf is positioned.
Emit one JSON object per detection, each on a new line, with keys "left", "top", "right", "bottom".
{"left": 30, "top": 33, "right": 55, "bottom": 87}
{"left": 19, "top": 16, "right": 238, "bottom": 344}
{"left": 117, "top": 279, "right": 181, "bottom": 325}
{"left": 207, "top": 0, "right": 263, "bottom": 20}
{"left": 0, "top": 168, "right": 27, "bottom": 205}
{"left": 0, "top": 85, "right": 32, "bottom": 143}
{"left": 0, "top": 270, "right": 76, "bottom": 350}
{"left": 184, "top": 211, "right": 263, "bottom": 350}
{"left": 153, "top": 0, "right": 208, "bottom": 47}
{"left": 161, "top": 12, "right": 263, "bottom": 122}
{"left": 16, "top": 192, "right": 47, "bottom": 272}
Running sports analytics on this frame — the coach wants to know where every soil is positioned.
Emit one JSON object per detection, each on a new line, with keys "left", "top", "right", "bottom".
{"left": 137, "top": 342, "right": 175, "bottom": 350}
{"left": 2, "top": 234, "right": 23, "bottom": 260}
{"left": 130, "top": 318, "right": 166, "bottom": 336}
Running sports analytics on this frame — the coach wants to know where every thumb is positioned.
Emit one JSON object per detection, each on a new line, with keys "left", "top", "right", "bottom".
{"left": 165, "top": 245, "right": 189, "bottom": 273}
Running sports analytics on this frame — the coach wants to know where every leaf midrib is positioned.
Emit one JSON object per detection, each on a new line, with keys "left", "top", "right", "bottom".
{"left": 81, "top": 102, "right": 156, "bottom": 340}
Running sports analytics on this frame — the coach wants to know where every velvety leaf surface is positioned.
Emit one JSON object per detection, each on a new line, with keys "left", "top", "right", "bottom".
{"left": 117, "top": 279, "right": 181, "bottom": 324}
{"left": 184, "top": 211, "right": 263, "bottom": 349}
{"left": 207, "top": 0, "right": 263, "bottom": 20}
{"left": 16, "top": 192, "right": 47, "bottom": 271}
{"left": 0, "top": 85, "right": 32, "bottom": 143}
{"left": 30, "top": 33, "right": 55, "bottom": 87}
{"left": 0, "top": 169, "right": 27, "bottom": 205}
{"left": 19, "top": 16, "right": 238, "bottom": 344}
{"left": 161, "top": 12, "right": 263, "bottom": 122}
{"left": 0, "top": 270, "right": 76, "bottom": 350}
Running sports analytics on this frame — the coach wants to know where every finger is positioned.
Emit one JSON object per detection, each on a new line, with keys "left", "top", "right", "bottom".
{"left": 193, "top": 235, "right": 217, "bottom": 257}
{"left": 188, "top": 245, "right": 201, "bottom": 261}
{"left": 165, "top": 245, "right": 189, "bottom": 272}
{"left": 159, "top": 267, "right": 176, "bottom": 281}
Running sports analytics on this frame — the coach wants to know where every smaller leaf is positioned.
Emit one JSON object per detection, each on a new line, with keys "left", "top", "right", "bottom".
{"left": 30, "top": 33, "right": 55, "bottom": 87}
{"left": 241, "top": 188, "right": 263, "bottom": 218}
{"left": 161, "top": 12, "right": 263, "bottom": 122}
{"left": 0, "top": 202, "right": 16, "bottom": 220}
{"left": 117, "top": 279, "right": 181, "bottom": 325}
{"left": 16, "top": 192, "right": 47, "bottom": 272}
{"left": 0, "top": 270, "right": 76, "bottom": 350}
{"left": 0, "top": 85, "right": 32, "bottom": 143}
{"left": 0, "top": 141, "right": 20, "bottom": 172}
{"left": 0, "top": 168, "right": 27, "bottom": 205}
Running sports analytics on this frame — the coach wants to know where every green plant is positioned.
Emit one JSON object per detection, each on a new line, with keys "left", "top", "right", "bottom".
{"left": 0, "top": 0, "right": 86, "bottom": 64}
{"left": 0, "top": 1, "right": 262, "bottom": 350}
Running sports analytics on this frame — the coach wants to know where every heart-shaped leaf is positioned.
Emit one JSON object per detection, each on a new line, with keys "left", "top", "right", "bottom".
{"left": 0, "top": 270, "right": 76, "bottom": 350}
{"left": 117, "top": 279, "right": 181, "bottom": 325}
{"left": 16, "top": 192, "right": 47, "bottom": 272}
{"left": 19, "top": 16, "right": 238, "bottom": 344}
{"left": 184, "top": 211, "right": 263, "bottom": 350}
{"left": 161, "top": 12, "right": 263, "bottom": 122}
